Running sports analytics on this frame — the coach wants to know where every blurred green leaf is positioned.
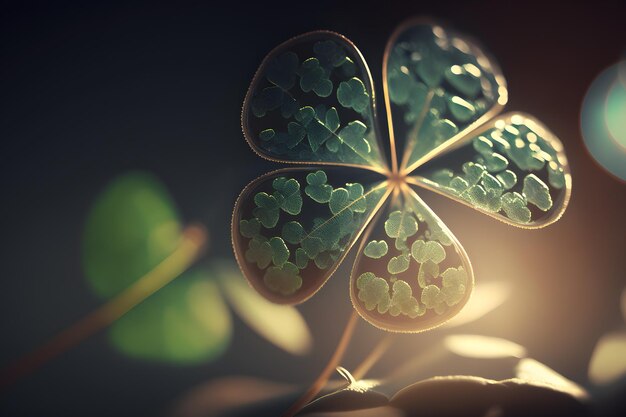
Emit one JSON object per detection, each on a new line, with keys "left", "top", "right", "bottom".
{"left": 83, "top": 171, "right": 182, "bottom": 298}
{"left": 83, "top": 172, "right": 231, "bottom": 364}
{"left": 216, "top": 260, "right": 312, "bottom": 355}
{"left": 109, "top": 268, "right": 231, "bottom": 363}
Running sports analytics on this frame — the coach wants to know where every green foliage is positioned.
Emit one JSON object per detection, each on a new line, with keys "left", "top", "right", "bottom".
{"left": 237, "top": 24, "right": 572, "bottom": 333}
{"left": 253, "top": 192, "right": 280, "bottom": 228}
{"left": 441, "top": 266, "right": 468, "bottom": 306}
{"left": 386, "top": 24, "right": 502, "bottom": 166}
{"left": 387, "top": 254, "right": 410, "bottom": 274}
{"left": 364, "top": 240, "right": 388, "bottom": 259}
{"left": 389, "top": 280, "right": 423, "bottom": 318}
{"left": 263, "top": 262, "right": 302, "bottom": 296}
{"left": 305, "top": 170, "right": 333, "bottom": 203}
{"left": 337, "top": 77, "right": 369, "bottom": 112}
{"left": 245, "top": 238, "right": 273, "bottom": 269}
{"left": 246, "top": 35, "right": 384, "bottom": 167}
{"left": 269, "top": 237, "right": 289, "bottom": 267}
{"left": 501, "top": 192, "right": 532, "bottom": 223}
{"left": 239, "top": 170, "right": 387, "bottom": 299}
{"left": 83, "top": 172, "right": 181, "bottom": 298}
{"left": 523, "top": 174, "right": 553, "bottom": 211}
{"left": 239, "top": 218, "right": 261, "bottom": 239}
{"left": 384, "top": 210, "right": 418, "bottom": 240}
{"left": 356, "top": 272, "right": 391, "bottom": 313}
{"left": 418, "top": 260, "right": 439, "bottom": 288}
{"left": 337, "top": 121, "right": 371, "bottom": 162}
{"left": 411, "top": 240, "right": 446, "bottom": 264}
{"left": 272, "top": 177, "right": 303, "bottom": 215}
{"left": 329, "top": 188, "right": 351, "bottom": 214}
{"left": 298, "top": 57, "right": 333, "bottom": 97}
{"left": 496, "top": 170, "right": 517, "bottom": 189}
{"left": 282, "top": 221, "right": 305, "bottom": 244}
{"left": 421, "top": 284, "right": 444, "bottom": 311}
{"left": 420, "top": 116, "right": 567, "bottom": 224}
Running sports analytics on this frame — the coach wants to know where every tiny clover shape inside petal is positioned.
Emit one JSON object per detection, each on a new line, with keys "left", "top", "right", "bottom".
{"left": 264, "top": 262, "right": 303, "bottom": 296}
{"left": 384, "top": 210, "right": 418, "bottom": 240}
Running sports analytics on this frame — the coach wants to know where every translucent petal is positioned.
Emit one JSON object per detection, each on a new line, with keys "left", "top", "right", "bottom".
{"left": 409, "top": 113, "right": 571, "bottom": 227}
{"left": 243, "top": 31, "right": 388, "bottom": 172}
{"left": 382, "top": 19, "right": 506, "bottom": 174}
{"left": 233, "top": 167, "right": 390, "bottom": 304}
{"left": 350, "top": 185, "right": 473, "bottom": 332}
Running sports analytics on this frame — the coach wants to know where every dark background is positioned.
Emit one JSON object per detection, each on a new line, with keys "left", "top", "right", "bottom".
{"left": 1, "top": 1, "right": 625, "bottom": 416}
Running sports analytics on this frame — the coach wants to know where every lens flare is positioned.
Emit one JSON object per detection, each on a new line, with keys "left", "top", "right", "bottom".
{"left": 581, "top": 60, "right": 626, "bottom": 180}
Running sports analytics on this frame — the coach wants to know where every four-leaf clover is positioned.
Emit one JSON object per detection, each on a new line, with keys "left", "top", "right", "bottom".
{"left": 232, "top": 19, "right": 571, "bottom": 332}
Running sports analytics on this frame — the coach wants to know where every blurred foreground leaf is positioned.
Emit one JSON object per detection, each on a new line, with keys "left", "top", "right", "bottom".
{"left": 390, "top": 375, "right": 588, "bottom": 417}
{"left": 442, "top": 281, "right": 511, "bottom": 328}
{"left": 588, "top": 331, "right": 626, "bottom": 385}
{"left": 444, "top": 334, "right": 527, "bottom": 359}
{"left": 516, "top": 358, "right": 587, "bottom": 399}
{"left": 110, "top": 268, "right": 232, "bottom": 363}
{"left": 299, "top": 368, "right": 387, "bottom": 414}
{"left": 84, "top": 171, "right": 182, "bottom": 297}
{"left": 172, "top": 376, "right": 296, "bottom": 417}
{"left": 216, "top": 261, "right": 312, "bottom": 355}
{"left": 83, "top": 172, "right": 230, "bottom": 363}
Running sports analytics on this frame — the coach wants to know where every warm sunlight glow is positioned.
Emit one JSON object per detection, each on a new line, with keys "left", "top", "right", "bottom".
{"left": 442, "top": 281, "right": 511, "bottom": 328}
{"left": 444, "top": 334, "right": 526, "bottom": 359}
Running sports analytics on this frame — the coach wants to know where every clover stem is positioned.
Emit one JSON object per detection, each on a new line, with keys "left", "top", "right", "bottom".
{"left": 281, "top": 310, "right": 359, "bottom": 417}
{"left": 351, "top": 333, "right": 396, "bottom": 380}
{"left": 0, "top": 225, "right": 207, "bottom": 392}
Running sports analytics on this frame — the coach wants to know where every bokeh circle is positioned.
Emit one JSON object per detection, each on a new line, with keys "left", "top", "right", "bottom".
{"left": 581, "top": 60, "right": 626, "bottom": 181}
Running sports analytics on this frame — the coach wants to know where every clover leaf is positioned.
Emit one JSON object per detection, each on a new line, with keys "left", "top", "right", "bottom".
{"left": 385, "top": 210, "right": 418, "bottom": 240}
{"left": 245, "top": 238, "right": 273, "bottom": 269}
{"left": 305, "top": 170, "right": 333, "bottom": 203}
{"left": 264, "top": 262, "right": 302, "bottom": 296}
{"left": 523, "top": 173, "right": 553, "bottom": 211}
{"left": 388, "top": 254, "right": 410, "bottom": 274}
{"left": 357, "top": 272, "right": 391, "bottom": 313}
{"left": 337, "top": 77, "right": 370, "bottom": 113}
{"left": 239, "top": 218, "right": 261, "bottom": 239}
{"left": 364, "top": 240, "right": 388, "bottom": 259}
{"left": 411, "top": 239, "right": 446, "bottom": 264}
{"left": 272, "top": 177, "right": 303, "bottom": 215}
{"left": 299, "top": 57, "right": 332, "bottom": 97}
{"left": 253, "top": 192, "right": 280, "bottom": 228}
{"left": 389, "top": 280, "right": 423, "bottom": 318}
{"left": 501, "top": 192, "right": 532, "bottom": 223}
{"left": 236, "top": 23, "right": 571, "bottom": 332}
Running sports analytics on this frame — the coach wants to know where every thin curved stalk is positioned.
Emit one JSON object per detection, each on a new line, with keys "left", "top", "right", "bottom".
{"left": 281, "top": 310, "right": 359, "bottom": 417}
{"left": 0, "top": 225, "right": 208, "bottom": 391}
{"left": 352, "top": 333, "right": 396, "bottom": 380}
